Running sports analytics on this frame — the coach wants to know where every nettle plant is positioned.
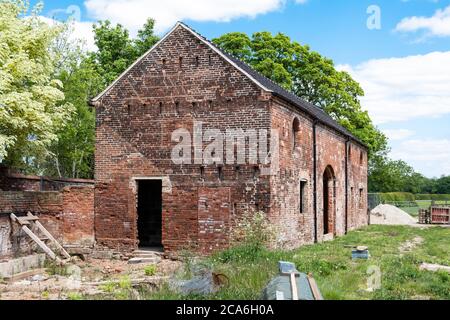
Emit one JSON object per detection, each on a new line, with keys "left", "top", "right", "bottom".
{"left": 230, "top": 211, "right": 278, "bottom": 250}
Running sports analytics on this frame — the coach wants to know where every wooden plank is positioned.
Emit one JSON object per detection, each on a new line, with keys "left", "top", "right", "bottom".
{"left": 307, "top": 274, "right": 324, "bottom": 300}
{"left": 4, "top": 268, "right": 47, "bottom": 283}
{"left": 21, "top": 225, "right": 57, "bottom": 261}
{"left": 28, "top": 213, "right": 71, "bottom": 259}
{"left": 290, "top": 273, "right": 299, "bottom": 301}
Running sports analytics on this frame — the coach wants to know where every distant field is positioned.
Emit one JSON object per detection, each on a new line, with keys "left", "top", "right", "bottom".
{"left": 401, "top": 201, "right": 448, "bottom": 217}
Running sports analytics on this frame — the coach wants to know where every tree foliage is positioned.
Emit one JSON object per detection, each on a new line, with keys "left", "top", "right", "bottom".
{"left": 91, "top": 18, "right": 159, "bottom": 88}
{"left": 0, "top": 0, "right": 73, "bottom": 171}
{"left": 369, "top": 156, "right": 450, "bottom": 194}
{"left": 41, "top": 18, "right": 159, "bottom": 179}
{"left": 213, "top": 31, "right": 388, "bottom": 157}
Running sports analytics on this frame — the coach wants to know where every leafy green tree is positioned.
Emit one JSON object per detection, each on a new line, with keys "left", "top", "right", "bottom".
{"left": 436, "top": 176, "right": 450, "bottom": 194}
{"left": 0, "top": 0, "right": 73, "bottom": 171}
{"left": 134, "top": 18, "right": 160, "bottom": 57}
{"left": 213, "top": 31, "right": 388, "bottom": 158}
{"left": 91, "top": 18, "right": 160, "bottom": 87}
{"left": 42, "top": 18, "right": 160, "bottom": 178}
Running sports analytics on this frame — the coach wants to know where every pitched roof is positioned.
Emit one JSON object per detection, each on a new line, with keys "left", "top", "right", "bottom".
{"left": 91, "top": 22, "right": 365, "bottom": 147}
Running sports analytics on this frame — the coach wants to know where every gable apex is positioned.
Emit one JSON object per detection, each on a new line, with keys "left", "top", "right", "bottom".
{"left": 90, "top": 22, "right": 271, "bottom": 104}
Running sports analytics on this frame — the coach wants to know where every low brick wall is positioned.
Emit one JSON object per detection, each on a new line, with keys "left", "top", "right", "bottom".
{"left": 0, "top": 186, "right": 94, "bottom": 259}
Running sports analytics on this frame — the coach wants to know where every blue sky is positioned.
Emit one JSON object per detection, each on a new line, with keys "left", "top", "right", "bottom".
{"left": 36, "top": 0, "right": 450, "bottom": 178}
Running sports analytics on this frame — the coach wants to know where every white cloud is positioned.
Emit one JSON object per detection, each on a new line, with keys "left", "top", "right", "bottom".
{"left": 70, "top": 20, "right": 96, "bottom": 52}
{"left": 38, "top": 16, "right": 96, "bottom": 52}
{"left": 383, "top": 129, "right": 415, "bottom": 141}
{"left": 390, "top": 139, "right": 450, "bottom": 178}
{"left": 338, "top": 51, "right": 450, "bottom": 124}
{"left": 395, "top": 5, "right": 450, "bottom": 37}
{"left": 84, "top": 0, "right": 291, "bottom": 35}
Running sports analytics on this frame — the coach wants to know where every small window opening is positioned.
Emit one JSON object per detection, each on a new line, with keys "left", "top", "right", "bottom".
{"left": 218, "top": 166, "right": 224, "bottom": 181}
{"left": 179, "top": 57, "right": 183, "bottom": 68}
{"left": 200, "top": 166, "right": 205, "bottom": 180}
{"left": 253, "top": 166, "right": 260, "bottom": 180}
{"left": 208, "top": 55, "right": 212, "bottom": 66}
{"left": 162, "top": 59, "right": 166, "bottom": 67}
{"left": 159, "top": 102, "right": 163, "bottom": 114}
{"left": 360, "top": 151, "right": 364, "bottom": 165}
{"left": 208, "top": 100, "right": 213, "bottom": 110}
{"left": 293, "top": 118, "right": 300, "bottom": 150}
{"left": 195, "top": 56, "right": 200, "bottom": 67}
{"left": 127, "top": 104, "right": 131, "bottom": 114}
{"left": 175, "top": 101, "right": 180, "bottom": 114}
{"left": 300, "top": 180, "right": 307, "bottom": 214}
{"left": 359, "top": 188, "right": 364, "bottom": 209}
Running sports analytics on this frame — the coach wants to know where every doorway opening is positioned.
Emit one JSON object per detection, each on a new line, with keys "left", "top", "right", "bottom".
{"left": 137, "top": 180, "right": 162, "bottom": 248}
{"left": 323, "top": 166, "right": 336, "bottom": 235}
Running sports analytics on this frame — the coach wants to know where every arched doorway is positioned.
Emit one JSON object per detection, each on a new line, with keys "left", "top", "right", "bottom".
{"left": 323, "top": 166, "right": 336, "bottom": 235}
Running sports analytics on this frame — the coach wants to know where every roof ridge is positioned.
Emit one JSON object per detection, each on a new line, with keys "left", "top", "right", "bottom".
{"left": 92, "top": 21, "right": 365, "bottom": 147}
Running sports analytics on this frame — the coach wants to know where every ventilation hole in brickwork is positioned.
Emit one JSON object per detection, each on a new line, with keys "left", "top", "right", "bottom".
{"left": 233, "top": 203, "right": 237, "bottom": 215}
{"left": 159, "top": 102, "right": 163, "bottom": 114}
{"left": 292, "top": 117, "right": 300, "bottom": 150}
{"left": 208, "top": 100, "right": 213, "bottom": 110}
{"left": 200, "top": 166, "right": 205, "bottom": 179}
{"left": 162, "top": 59, "right": 166, "bottom": 67}
{"left": 360, "top": 151, "right": 364, "bottom": 165}
{"left": 235, "top": 166, "right": 241, "bottom": 175}
{"left": 253, "top": 166, "right": 260, "bottom": 179}
{"left": 175, "top": 101, "right": 180, "bottom": 114}
{"left": 192, "top": 102, "right": 197, "bottom": 110}
{"left": 218, "top": 166, "right": 224, "bottom": 181}
{"left": 195, "top": 56, "right": 200, "bottom": 67}
{"left": 208, "top": 55, "right": 212, "bottom": 66}
{"left": 179, "top": 57, "right": 183, "bottom": 68}
{"left": 127, "top": 104, "right": 131, "bottom": 114}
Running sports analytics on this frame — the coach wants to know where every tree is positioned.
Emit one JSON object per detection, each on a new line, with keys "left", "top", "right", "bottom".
{"left": 213, "top": 32, "right": 388, "bottom": 158}
{"left": 368, "top": 158, "right": 416, "bottom": 193}
{"left": 134, "top": 18, "right": 160, "bottom": 57}
{"left": 91, "top": 18, "right": 160, "bottom": 88}
{"left": 0, "top": 0, "right": 73, "bottom": 172}
{"left": 41, "top": 18, "right": 160, "bottom": 179}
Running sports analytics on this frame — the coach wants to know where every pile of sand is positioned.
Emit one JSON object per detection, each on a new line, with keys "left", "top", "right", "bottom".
{"left": 370, "top": 204, "right": 418, "bottom": 226}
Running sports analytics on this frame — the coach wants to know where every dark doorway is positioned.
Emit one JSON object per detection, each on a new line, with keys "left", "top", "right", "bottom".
{"left": 137, "top": 180, "right": 162, "bottom": 248}
{"left": 323, "top": 166, "right": 335, "bottom": 235}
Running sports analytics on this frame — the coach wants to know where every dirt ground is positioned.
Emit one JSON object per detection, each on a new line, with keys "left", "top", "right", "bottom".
{"left": 0, "top": 258, "right": 182, "bottom": 300}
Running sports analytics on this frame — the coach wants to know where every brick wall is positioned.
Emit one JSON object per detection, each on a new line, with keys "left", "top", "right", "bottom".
{"left": 95, "top": 25, "right": 272, "bottom": 253}
{"left": 0, "top": 186, "right": 94, "bottom": 259}
{"left": 94, "top": 23, "right": 368, "bottom": 254}
{"left": 0, "top": 166, "right": 94, "bottom": 192}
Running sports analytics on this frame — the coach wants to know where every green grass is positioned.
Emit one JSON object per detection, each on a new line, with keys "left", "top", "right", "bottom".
{"left": 145, "top": 225, "right": 450, "bottom": 300}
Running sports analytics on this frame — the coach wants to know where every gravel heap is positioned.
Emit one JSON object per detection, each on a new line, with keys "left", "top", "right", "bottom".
{"left": 370, "top": 204, "right": 418, "bottom": 225}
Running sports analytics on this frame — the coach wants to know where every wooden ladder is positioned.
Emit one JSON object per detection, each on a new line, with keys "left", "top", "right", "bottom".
{"left": 10, "top": 212, "right": 71, "bottom": 264}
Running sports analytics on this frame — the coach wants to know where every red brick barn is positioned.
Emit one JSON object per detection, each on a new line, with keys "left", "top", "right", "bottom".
{"left": 90, "top": 22, "right": 368, "bottom": 254}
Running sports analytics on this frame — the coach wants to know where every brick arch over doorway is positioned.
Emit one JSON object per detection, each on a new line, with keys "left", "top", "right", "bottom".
{"left": 323, "top": 165, "right": 336, "bottom": 236}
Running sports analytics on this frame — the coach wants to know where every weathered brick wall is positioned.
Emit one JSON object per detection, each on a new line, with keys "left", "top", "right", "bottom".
{"left": 315, "top": 125, "right": 347, "bottom": 239}
{"left": 94, "top": 24, "right": 368, "bottom": 254}
{"left": 347, "top": 143, "right": 369, "bottom": 230}
{"left": 269, "top": 98, "right": 315, "bottom": 248}
{"left": 0, "top": 186, "right": 94, "bottom": 258}
{"left": 0, "top": 166, "right": 94, "bottom": 192}
{"left": 95, "top": 25, "right": 272, "bottom": 253}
